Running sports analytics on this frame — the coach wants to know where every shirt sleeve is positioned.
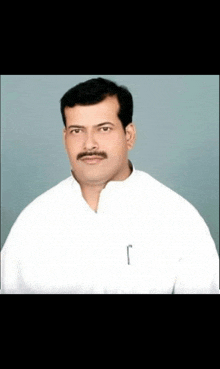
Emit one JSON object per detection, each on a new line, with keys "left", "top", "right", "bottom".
{"left": 174, "top": 206, "right": 219, "bottom": 294}
{"left": 1, "top": 213, "right": 27, "bottom": 294}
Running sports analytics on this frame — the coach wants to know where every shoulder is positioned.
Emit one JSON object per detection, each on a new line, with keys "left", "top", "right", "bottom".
{"left": 2, "top": 176, "right": 74, "bottom": 253}
{"left": 133, "top": 169, "right": 216, "bottom": 254}
{"left": 133, "top": 169, "right": 205, "bottom": 222}
{"left": 133, "top": 169, "right": 186, "bottom": 202}
{"left": 11, "top": 176, "right": 73, "bottom": 226}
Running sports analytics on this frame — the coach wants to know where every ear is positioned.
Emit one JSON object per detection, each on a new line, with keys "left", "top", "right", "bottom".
{"left": 63, "top": 128, "right": 67, "bottom": 150}
{"left": 125, "top": 123, "right": 136, "bottom": 150}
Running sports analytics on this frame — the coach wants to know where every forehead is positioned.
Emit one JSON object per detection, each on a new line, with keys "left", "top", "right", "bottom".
{"left": 64, "top": 95, "right": 120, "bottom": 127}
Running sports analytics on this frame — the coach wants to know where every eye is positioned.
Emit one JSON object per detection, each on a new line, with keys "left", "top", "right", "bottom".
{"left": 71, "top": 129, "right": 82, "bottom": 134}
{"left": 100, "top": 127, "right": 111, "bottom": 132}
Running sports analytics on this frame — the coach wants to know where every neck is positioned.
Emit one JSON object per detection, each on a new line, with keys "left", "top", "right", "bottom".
{"left": 71, "top": 161, "right": 133, "bottom": 212}
{"left": 80, "top": 183, "right": 105, "bottom": 212}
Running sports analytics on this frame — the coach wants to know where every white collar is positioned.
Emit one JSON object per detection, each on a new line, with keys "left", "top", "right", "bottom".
{"left": 70, "top": 160, "right": 136, "bottom": 194}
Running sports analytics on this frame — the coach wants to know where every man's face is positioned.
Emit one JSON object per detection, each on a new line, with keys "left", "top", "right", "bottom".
{"left": 63, "top": 95, "right": 136, "bottom": 187}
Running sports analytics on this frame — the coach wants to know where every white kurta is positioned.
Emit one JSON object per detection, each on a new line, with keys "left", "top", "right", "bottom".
{"left": 1, "top": 167, "right": 219, "bottom": 294}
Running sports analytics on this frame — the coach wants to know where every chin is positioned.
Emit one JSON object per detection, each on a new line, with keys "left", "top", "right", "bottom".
{"left": 83, "top": 173, "right": 110, "bottom": 185}
{"left": 73, "top": 161, "right": 122, "bottom": 185}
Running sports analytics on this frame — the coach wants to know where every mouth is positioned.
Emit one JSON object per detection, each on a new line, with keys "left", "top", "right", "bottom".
{"left": 80, "top": 156, "right": 105, "bottom": 165}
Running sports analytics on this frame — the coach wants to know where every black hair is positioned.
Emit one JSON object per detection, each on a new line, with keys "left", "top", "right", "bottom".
{"left": 60, "top": 77, "right": 133, "bottom": 131}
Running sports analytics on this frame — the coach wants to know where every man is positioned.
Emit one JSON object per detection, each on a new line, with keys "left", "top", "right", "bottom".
{"left": 1, "top": 77, "right": 219, "bottom": 294}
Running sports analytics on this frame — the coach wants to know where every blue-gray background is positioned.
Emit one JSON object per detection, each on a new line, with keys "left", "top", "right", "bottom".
{"left": 1, "top": 75, "right": 219, "bottom": 254}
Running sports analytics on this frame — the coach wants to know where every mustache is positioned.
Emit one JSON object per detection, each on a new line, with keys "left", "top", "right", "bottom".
{"left": 77, "top": 151, "right": 108, "bottom": 160}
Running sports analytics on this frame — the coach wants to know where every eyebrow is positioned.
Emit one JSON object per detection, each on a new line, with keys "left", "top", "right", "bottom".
{"left": 67, "top": 122, "right": 115, "bottom": 130}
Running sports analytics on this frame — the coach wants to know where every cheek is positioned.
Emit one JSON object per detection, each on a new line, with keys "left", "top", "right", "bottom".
{"left": 65, "top": 141, "right": 79, "bottom": 160}
{"left": 107, "top": 135, "right": 127, "bottom": 155}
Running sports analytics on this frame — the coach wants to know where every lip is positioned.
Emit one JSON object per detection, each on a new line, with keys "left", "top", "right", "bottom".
{"left": 81, "top": 156, "right": 105, "bottom": 165}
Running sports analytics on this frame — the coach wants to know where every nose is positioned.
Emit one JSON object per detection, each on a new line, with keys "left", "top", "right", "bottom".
{"left": 83, "top": 131, "right": 99, "bottom": 152}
